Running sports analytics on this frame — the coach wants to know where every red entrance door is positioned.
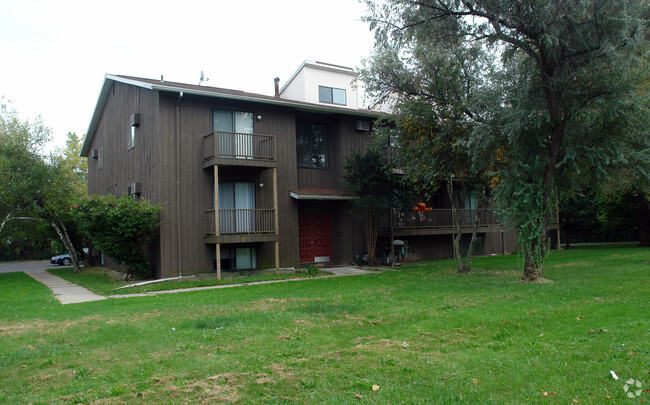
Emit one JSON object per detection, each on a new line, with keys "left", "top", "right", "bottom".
{"left": 299, "top": 214, "right": 332, "bottom": 263}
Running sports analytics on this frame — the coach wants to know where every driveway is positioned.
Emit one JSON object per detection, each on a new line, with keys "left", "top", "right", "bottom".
{"left": 0, "top": 260, "right": 62, "bottom": 274}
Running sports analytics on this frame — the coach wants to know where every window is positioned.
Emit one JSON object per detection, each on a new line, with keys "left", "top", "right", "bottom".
{"left": 296, "top": 122, "right": 328, "bottom": 168}
{"left": 218, "top": 182, "right": 256, "bottom": 233}
{"left": 98, "top": 146, "right": 103, "bottom": 170}
{"left": 129, "top": 113, "right": 140, "bottom": 150}
{"left": 218, "top": 247, "right": 257, "bottom": 271}
{"left": 318, "top": 86, "right": 346, "bottom": 105}
{"left": 213, "top": 110, "right": 254, "bottom": 158}
{"left": 213, "top": 110, "right": 253, "bottom": 133}
{"left": 128, "top": 125, "right": 136, "bottom": 149}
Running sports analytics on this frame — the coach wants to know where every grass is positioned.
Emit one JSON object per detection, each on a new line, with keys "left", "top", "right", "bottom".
{"left": 47, "top": 267, "right": 333, "bottom": 296}
{"left": 0, "top": 246, "right": 648, "bottom": 404}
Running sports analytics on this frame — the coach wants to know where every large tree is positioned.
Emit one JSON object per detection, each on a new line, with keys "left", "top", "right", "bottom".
{"left": 344, "top": 148, "right": 401, "bottom": 266}
{"left": 0, "top": 102, "right": 85, "bottom": 272}
{"left": 362, "top": 0, "right": 649, "bottom": 281}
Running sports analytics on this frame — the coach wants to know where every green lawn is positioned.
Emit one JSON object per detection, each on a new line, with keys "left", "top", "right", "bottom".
{"left": 47, "top": 267, "right": 332, "bottom": 296}
{"left": 0, "top": 247, "right": 647, "bottom": 404}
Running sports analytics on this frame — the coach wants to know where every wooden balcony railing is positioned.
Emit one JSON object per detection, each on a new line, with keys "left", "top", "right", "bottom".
{"left": 205, "top": 209, "right": 276, "bottom": 235}
{"left": 202, "top": 131, "right": 276, "bottom": 162}
{"left": 392, "top": 209, "right": 496, "bottom": 229}
{"left": 389, "top": 208, "right": 558, "bottom": 230}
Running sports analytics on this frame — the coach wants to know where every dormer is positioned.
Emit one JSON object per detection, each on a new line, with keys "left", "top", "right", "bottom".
{"left": 279, "top": 61, "right": 359, "bottom": 109}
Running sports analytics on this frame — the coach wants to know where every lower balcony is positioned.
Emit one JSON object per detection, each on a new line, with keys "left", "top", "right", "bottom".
{"left": 204, "top": 209, "right": 278, "bottom": 244}
{"left": 383, "top": 208, "right": 558, "bottom": 237}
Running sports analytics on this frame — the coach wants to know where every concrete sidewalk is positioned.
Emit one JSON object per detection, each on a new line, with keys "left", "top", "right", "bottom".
{"left": 26, "top": 270, "right": 107, "bottom": 305}
{"left": 24, "top": 266, "right": 373, "bottom": 305}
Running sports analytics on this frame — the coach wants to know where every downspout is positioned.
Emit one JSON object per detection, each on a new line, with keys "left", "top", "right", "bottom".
{"left": 176, "top": 91, "right": 184, "bottom": 278}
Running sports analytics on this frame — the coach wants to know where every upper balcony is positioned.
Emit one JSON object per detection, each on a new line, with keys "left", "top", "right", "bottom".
{"left": 202, "top": 131, "right": 277, "bottom": 169}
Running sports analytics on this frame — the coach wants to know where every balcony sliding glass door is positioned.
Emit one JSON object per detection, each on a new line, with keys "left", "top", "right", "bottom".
{"left": 219, "top": 182, "right": 255, "bottom": 233}
{"left": 213, "top": 110, "right": 254, "bottom": 158}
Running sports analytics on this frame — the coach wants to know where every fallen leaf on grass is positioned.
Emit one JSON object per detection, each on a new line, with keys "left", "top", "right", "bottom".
{"left": 372, "top": 384, "right": 379, "bottom": 391}
{"left": 472, "top": 379, "right": 478, "bottom": 385}
{"left": 355, "top": 394, "right": 362, "bottom": 398}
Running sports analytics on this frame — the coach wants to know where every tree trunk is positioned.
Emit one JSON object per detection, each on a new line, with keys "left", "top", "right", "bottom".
{"left": 521, "top": 251, "right": 545, "bottom": 282}
{"left": 365, "top": 208, "right": 380, "bottom": 266}
{"left": 464, "top": 198, "right": 482, "bottom": 273}
{"left": 446, "top": 180, "right": 465, "bottom": 273}
{"left": 50, "top": 218, "right": 82, "bottom": 273}
{"left": 0, "top": 211, "right": 13, "bottom": 233}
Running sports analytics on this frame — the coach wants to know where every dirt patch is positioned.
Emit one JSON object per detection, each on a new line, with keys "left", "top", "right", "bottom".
{"left": 266, "top": 363, "right": 295, "bottom": 379}
{"left": 1, "top": 315, "right": 106, "bottom": 336}
{"left": 520, "top": 277, "right": 554, "bottom": 284}
{"left": 256, "top": 376, "right": 277, "bottom": 385}
{"left": 180, "top": 379, "right": 240, "bottom": 404}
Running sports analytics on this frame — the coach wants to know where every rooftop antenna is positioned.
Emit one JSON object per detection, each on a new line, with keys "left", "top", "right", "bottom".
{"left": 199, "top": 71, "right": 209, "bottom": 86}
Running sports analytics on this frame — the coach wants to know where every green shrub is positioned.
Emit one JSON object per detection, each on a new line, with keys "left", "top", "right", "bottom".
{"left": 73, "top": 194, "right": 161, "bottom": 278}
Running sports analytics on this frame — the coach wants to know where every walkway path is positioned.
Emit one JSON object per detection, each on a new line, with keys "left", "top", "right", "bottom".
{"left": 25, "top": 270, "right": 107, "bottom": 305}
{"left": 23, "top": 266, "right": 373, "bottom": 305}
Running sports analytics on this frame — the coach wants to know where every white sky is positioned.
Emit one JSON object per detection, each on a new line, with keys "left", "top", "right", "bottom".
{"left": 0, "top": 0, "right": 376, "bottom": 149}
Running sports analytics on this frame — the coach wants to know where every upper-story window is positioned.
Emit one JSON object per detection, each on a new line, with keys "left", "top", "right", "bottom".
{"left": 296, "top": 122, "right": 328, "bottom": 169}
{"left": 213, "top": 110, "right": 253, "bottom": 133}
{"left": 213, "top": 110, "right": 254, "bottom": 158}
{"left": 98, "top": 146, "right": 103, "bottom": 170}
{"left": 129, "top": 113, "right": 140, "bottom": 150}
{"left": 318, "top": 86, "right": 346, "bottom": 105}
{"left": 128, "top": 126, "right": 136, "bottom": 149}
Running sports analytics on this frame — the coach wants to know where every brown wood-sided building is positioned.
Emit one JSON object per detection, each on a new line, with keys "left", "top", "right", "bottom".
{"left": 81, "top": 62, "right": 537, "bottom": 279}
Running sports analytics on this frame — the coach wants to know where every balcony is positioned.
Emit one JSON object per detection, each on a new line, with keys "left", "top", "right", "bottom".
{"left": 384, "top": 208, "right": 558, "bottom": 237}
{"left": 382, "top": 209, "right": 497, "bottom": 236}
{"left": 202, "top": 131, "right": 277, "bottom": 168}
{"left": 204, "top": 209, "right": 278, "bottom": 244}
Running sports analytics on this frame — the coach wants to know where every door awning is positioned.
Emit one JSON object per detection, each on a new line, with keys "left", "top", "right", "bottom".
{"left": 289, "top": 188, "right": 358, "bottom": 201}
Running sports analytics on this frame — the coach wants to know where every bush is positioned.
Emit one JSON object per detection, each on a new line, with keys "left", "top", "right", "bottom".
{"left": 73, "top": 194, "right": 161, "bottom": 278}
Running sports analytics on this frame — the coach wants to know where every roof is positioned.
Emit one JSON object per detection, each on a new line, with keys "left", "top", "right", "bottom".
{"left": 289, "top": 188, "right": 357, "bottom": 201}
{"left": 81, "top": 74, "right": 382, "bottom": 156}
{"left": 279, "top": 60, "right": 358, "bottom": 95}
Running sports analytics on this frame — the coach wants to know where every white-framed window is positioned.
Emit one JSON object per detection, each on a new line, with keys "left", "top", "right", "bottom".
{"left": 318, "top": 86, "right": 346, "bottom": 105}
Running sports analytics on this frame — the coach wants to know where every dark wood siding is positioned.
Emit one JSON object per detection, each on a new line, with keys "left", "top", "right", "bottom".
{"left": 88, "top": 80, "right": 515, "bottom": 277}
{"left": 155, "top": 94, "right": 301, "bottom": 276}
{"left": 296, "top": 113, "right": 371, "bottom": 190}
{"left": 86, "top": 82, "right": 163, "bottom": 275}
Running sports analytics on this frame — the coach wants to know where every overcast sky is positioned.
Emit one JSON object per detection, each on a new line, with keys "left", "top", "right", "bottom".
{"left": 0, "top": 0, "right": 375, "bottom": 149}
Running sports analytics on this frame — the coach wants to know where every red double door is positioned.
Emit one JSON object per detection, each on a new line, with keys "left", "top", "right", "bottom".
{"left": 299, "top": 214, "right": 332, "bottom": 263}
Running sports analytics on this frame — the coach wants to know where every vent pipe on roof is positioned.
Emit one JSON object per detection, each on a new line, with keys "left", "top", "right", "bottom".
{"left": 274, "top": 77, "right": 280, "bottom": 97}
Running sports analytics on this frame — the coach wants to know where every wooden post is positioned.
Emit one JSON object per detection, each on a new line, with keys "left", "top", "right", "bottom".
{"left": 273, "top": 168, "right": 280, "bottom": 275}
{"left": 390, "top": 207, "right": 394, "bottom": 267}
{"left": 214, "top": 165, "right": 221, "bottom": 280}
{"left": 555, "top": 193, "right": 561, "bottom": 250}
